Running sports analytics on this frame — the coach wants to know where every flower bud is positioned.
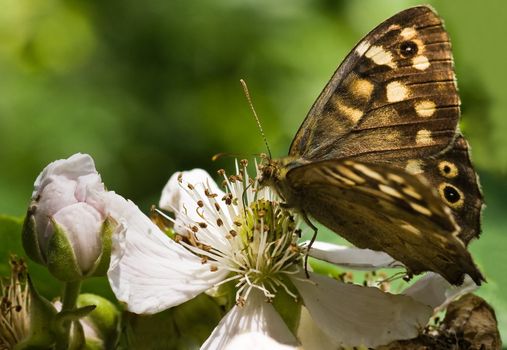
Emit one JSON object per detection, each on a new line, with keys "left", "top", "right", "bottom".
{"left": 76, "top": 294, "right": 120, "bottom": 349}
{"left": 22, "top": 153, "right": 113, "bottom": 281}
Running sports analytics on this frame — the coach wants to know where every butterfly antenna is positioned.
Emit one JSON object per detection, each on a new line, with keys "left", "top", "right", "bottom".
{"left": 240, "top": 79, "right": 272, "bottom": 159}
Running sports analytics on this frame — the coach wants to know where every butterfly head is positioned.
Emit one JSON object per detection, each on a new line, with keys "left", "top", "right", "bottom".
{"left": 258, "top": 157, "right": 280, "bottom": 188}
{"left": 258, "top": 156, "right": 301, "bottom": 188}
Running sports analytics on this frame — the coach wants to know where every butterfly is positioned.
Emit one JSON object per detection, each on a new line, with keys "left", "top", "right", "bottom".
{"left": 259, "top": 5, "right": 484, "bottom": 286}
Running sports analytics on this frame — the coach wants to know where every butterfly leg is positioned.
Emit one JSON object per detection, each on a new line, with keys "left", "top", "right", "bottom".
{"left": 301, "top": 211, "right": 318, "bottom": 278}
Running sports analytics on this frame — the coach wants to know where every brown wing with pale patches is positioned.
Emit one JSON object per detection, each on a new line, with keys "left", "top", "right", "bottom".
{"left": 289, "top": 6, "right": 459, "bottom": 165}
{"left": 420, "top": 135, "right": 483, "bottom": 245}
{"left": 285, "top": 159, "right": 484, "bottom": 286}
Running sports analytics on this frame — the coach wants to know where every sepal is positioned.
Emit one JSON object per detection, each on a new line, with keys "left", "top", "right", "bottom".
{"left": 47, "top": 218, "right": 83, "bottom": 282}
{"left": 21, "top": 206, "right": 46, "bottom": 265}
{"left": 89, "top": 217, "right": 115, "bottom": 277}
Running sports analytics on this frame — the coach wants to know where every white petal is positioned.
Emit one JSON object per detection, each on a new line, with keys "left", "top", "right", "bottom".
{"left": 159, "top": 169, "right": 227, "bottom": 234}
{"left": 403, "top": 272, "right": 478, "bottom": 310}
{"left": 159, "top": 168, "right": 224, "bottom": 213}
{"left": 103, "top": 191, "right": 228, "bottom": 314}
{"left": 53, "top": 202, "right": 103, "bottom": 273}
{"left": 76, "top": 173, "right": 104, "bottom": 203}
{"left": 34, "top": 176, "right": 79, "bottom": 251}
{"left": 33, "top": 153, "right": 97, "bottom": 197}
{"left": 291, "top": 272, "right": 432, "bottom": 348}
{"left": 224, "top": 332, "right": 299, "bottom": 350}
{"left": 201, "top": 291, "right": 298, "bottom": 350}
{"left": 297, "top": 307, "right": 337, "bottom": 350}
{"left": 305, "top": 241, "right": 400, "bottom": 270}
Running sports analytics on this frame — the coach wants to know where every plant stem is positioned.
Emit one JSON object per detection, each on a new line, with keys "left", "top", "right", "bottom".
{"left": 55, "top": 281, "right": 82, "bottom": 350}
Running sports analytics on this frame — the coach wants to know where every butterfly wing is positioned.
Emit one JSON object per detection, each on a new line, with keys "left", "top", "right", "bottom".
{"left": 287, "top": 6, "right": 483, "bottom": 242}
{"left": 290, "top": 5, "right": 458, "bottom": 163}
{"left": 416, "top": 135, "right": 483, "bottom": 245}
{"left": 284, "top": 159, "right": 484, "bottom": 285}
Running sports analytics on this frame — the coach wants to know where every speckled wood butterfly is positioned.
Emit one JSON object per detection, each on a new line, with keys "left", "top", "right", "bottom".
{"left": 260, "top": 6, "right": 484, "bottom": 285}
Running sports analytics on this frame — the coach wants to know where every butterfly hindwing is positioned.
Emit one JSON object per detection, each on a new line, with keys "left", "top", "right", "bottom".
{"left": 417, "top": 135, "right": 483, "bottom": 245}
{"left": 284, "top": 159, "right": 483, "bottom": 285}
{"left": 289, "top": 6, "right": 459, "bottom": 164}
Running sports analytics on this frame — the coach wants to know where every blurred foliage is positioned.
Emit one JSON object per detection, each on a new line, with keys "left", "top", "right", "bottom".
{"left": 0, "top": 0, "right": 506, "bottom": 345}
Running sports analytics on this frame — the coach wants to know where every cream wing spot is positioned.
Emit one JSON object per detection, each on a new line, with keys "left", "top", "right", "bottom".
{"left": 378, "top": 184, "right": 403, "bottom": 199}
{"left": 388, "top": 24, "right": 401, "bottom": 31}
{"left": 350, "top": 78, "right": 374, "bottom": 99}
{"left": 414, "top": 100, "right": 436, "bottom": 118}
{"left": 400, "top": 222, "right": 422, "bottom": 236}
{"left": 365, "top": 45, "right": 397, "bottom": 68}
{"left": 336, "top": 165, "right": 366, "bottom": 184}
{"left": 412, "top": 55, "right": 430, "bottom": 70}
{"left": 387, "top": 173, "right": 405, "bottom": 184}
{"left": 409, "top": 202, "right": 432, "bottom": 216}
{"left": 405, "top": 160, "right": 424, "bottom": 175}
{"left": 336, "top": 99, "right": 363, "bottom": 123}
{"left": 349, "top": 162, "right": 387, "bottom": 184}
{"left": 386, "top": 81, "right": 409, "bottom": 102}
{"left": 402, "top": 186, "right": 423, "bottom": 200}
{"left": 355, "top": 41, "right": 370, "bottom": 56}
{"left": 415, "top": 129, "right": 433, "bottom": 145}
{"left": 400, "top": 27, "right": 417, "bottom": 40}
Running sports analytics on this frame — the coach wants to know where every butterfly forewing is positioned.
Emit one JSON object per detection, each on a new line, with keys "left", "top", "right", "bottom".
{"left": 289, "top": 6, "right": 459, "bottom": 163}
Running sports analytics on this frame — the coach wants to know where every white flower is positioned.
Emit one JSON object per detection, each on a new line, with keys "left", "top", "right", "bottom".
{"left": 22, "top": 153, "right": 113, "bottom": 280}
{"left": 106, "top": 160, "right": 452, "bottom": 349}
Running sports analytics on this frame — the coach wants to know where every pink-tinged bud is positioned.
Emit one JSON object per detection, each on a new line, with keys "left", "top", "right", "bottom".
{"left": 22, "top": 153, "right": 113, "bottom": 281}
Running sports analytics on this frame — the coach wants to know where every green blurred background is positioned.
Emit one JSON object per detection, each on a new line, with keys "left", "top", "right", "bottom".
{"left": 0, "top": 0, "right": 506, "bottom": 343}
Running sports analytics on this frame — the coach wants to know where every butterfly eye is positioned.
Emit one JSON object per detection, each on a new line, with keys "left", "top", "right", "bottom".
{"left": 438, "top": 183, "right": 464, "bottom": 209}
{"left": 399, "top": 41, "right": 418, "bottom": 58}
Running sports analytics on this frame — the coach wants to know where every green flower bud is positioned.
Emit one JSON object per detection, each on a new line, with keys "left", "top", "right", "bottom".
{"left": 76, "top": 294, "right": 120, "bottom": 349}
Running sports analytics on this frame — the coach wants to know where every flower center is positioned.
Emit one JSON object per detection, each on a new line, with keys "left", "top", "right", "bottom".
{"left": 232, "top": 199, "right": 302, "bottom": 304}
{"left": 166, "top": 161, "right": 304, "bottom": 305}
